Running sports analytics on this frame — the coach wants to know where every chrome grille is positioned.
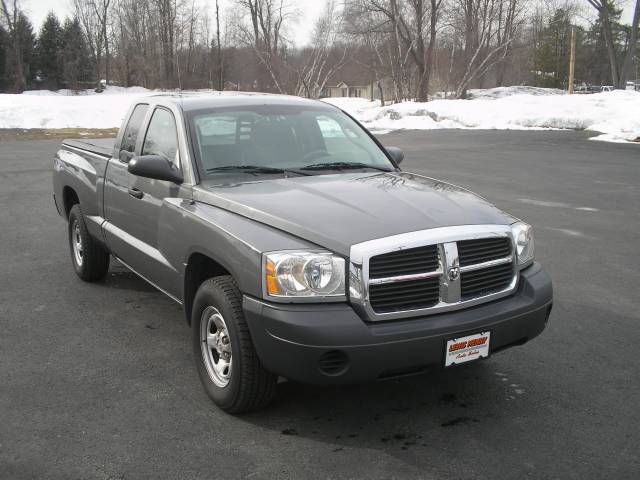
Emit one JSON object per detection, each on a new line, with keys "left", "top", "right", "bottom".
{"left": 369, "top": 277, "right": 440, "bottom": 312}
{"left": 458, "top": 237, "right": 512, "bottom": 267}
{"left": 350, "top": 225, "right": 519, "bottom": 321}
{"left": 369, "top": 245, "right": 439, "bottom": 278}
{"left": 461, "top": 262, "right": 513, "bottom": 300}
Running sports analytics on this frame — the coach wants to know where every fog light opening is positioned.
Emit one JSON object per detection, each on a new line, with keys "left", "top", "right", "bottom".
{"left": 317, "top": 350, "right": 349, "bottom": 376}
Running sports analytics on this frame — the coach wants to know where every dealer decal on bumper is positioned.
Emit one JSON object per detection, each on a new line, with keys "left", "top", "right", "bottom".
{"left": 445, "top": 332, "right": 491, "bottom": 367}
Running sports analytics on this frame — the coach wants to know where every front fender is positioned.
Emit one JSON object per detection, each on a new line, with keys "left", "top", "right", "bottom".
{"left": 158, "top": 199, "right": 319, "bottom": 299}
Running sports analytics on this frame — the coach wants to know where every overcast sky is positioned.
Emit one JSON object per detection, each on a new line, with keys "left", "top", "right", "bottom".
{"left": 19, "top": 0, "right": 638, "bottom": 43}
{"left": 20, "top": 0, "right": 327, "bottom": 46}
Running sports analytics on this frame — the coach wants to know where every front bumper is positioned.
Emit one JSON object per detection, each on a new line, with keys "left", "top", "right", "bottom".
{"left": 243, "top": 262, "right": 553, "bottom": 385}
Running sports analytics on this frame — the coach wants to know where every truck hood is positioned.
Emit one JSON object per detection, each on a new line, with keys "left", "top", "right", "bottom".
{"left": 195, "top": 171, "right": 514, "bottom": 256}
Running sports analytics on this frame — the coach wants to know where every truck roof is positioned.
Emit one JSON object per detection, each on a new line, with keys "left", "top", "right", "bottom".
{"left": 146, "top": 91, "right": 336, "bottom": 112}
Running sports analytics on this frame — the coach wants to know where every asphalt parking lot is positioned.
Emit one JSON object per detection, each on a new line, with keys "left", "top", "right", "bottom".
{"left": 1, "top": 130, "right": 638, "bottom": 479}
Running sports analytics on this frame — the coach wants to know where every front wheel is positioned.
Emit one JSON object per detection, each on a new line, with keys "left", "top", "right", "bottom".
{"left": 68, "top": 204, "right": 110, "bottom": 282}
{"left": 192, "top": 276, "right": 277, "bottom": 413}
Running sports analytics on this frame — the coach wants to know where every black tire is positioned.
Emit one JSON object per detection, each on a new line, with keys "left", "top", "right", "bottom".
{"left": 68, "top": 204, "right": 110, "bottom": 282}
{"left": 192, "top": 276, "right": 277, "bottom": 413}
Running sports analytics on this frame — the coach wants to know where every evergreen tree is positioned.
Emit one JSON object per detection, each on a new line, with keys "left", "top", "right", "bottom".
{"left": 35, "top": 11, "right": 63, "bottom": 89}
{"left": 534, "top": 9, "right": 574, "bottom": 88}
{"left": 7, "top": 12, "right": 36, "bottom": 91}
{"left": 60, "top": 17, "right": 91, "bottom": 90}
{"left": 583, "top": 19, "right": 613, "bottom": 85}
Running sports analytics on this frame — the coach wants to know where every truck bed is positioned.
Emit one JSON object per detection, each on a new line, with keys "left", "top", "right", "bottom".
{"left": 63, "top": 138, "right": 115, "bottom": 158}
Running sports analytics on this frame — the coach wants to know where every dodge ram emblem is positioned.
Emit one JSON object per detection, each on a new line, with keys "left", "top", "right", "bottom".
{"left": 448, "top": 266, "right": 460, "bottom": 280}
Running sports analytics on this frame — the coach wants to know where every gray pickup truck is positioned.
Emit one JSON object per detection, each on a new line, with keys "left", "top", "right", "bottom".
{"left": 53, "top": 93, "right": 552, "bottom": 413}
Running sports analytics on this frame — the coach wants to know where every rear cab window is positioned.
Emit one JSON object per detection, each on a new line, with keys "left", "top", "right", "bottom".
{"left": 119, "top": 104, "right": 149, "bottom": 158}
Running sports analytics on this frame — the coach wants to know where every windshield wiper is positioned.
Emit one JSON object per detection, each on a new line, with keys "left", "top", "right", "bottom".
{"left": 206, "top": 165, "right": 310, "bottom": 176}
{"left": 300, "top": 162, "right": 393, "bottom": 172}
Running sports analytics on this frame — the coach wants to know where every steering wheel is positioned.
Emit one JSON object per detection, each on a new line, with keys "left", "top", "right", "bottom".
{"left": 302, "top": 149, "right": 330, "bottom": 163}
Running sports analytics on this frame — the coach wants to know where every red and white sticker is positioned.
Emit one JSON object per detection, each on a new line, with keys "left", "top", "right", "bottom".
{"left": 445, "top": 332, "right": 490, "bottom": 367}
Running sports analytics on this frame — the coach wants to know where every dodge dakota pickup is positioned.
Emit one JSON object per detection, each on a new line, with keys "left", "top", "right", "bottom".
{"left": 53, "top": 93, "right": 553, "bottom": 413}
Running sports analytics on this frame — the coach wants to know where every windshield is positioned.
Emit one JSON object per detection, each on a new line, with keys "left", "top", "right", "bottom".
{"left": 186, "top": 105, "right": 394, "bottom": 177}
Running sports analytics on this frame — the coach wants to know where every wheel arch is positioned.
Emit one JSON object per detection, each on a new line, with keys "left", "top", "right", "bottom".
{"left": 62, "top": 186, "right": 80, "bottom": 219}
{"left": 183, "top": 252, "right": 232, "bottom": 325}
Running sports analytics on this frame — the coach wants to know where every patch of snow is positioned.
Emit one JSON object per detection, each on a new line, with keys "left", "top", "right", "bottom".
{"left": 518, "top": 198, "right": 600, "bottom": 212}
{"left": 0, "top": 86, "right": 156, "bottom": 129}
{"left": 22, "top": 85, "right": 153, "bottom": 96}
{"left": 466, "top": 86, "right": 565, "bottom": 99}
{"left": 324, "top": 89, "right": 640, "bottom": 144}
{"left": 547, "top": 228, "right": 585, "bottom": 237}
{"left": 1, "top": 85, "right": 639, "bottom": 144}
{"left": 518, "top": 198, "right": 573, "bottom": 208}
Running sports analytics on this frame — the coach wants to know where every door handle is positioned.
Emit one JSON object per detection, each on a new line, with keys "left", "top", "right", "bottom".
{"left": 128, "top": 187, "right": 144, "bottom": 199}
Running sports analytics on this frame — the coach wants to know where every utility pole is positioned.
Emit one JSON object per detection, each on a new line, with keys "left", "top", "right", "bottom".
{"left": 568, "top": 27, "right": 576, "bottom": 94}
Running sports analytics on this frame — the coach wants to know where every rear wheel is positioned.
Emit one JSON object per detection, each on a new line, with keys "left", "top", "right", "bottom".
{"left": 192, "top": 276, "right": 277, "bottom": 413}
{"left": 68, "top": 204, "right": 110, "bottom": 281}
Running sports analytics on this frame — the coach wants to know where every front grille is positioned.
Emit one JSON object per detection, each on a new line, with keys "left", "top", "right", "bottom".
{"left": 369, "top": 277, "right": 440, "bottom": 313}
{"left": 458, "top": 237, "right": 512, "bottom": 267}
{"left": 359, "top": 230, "right": 517, "bottom": 318}
{"left": 461, "top": 262, "right": 513, "bottom": 300}
{"left": 369, "top": 245, "right": 439, "bottom": 278}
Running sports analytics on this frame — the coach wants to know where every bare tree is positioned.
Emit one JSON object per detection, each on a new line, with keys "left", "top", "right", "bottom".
{"left": 450, "top": 0, "right": 524, "bottom": 98}
{"left": 234, "top": 0, "right": 294, "bottom": 93}
{"left": 392, "top": 0, "right": 444, "bottom": 101}
{"left": 156, "top": 0, "right": 178, "bottom": 88}
{"left": 114, "top": 0, "right": 153, "bottom": 87}
{"left": 75, "top": 0, "right": 104, "bottom": 90}
{"left": 344, "top": 1, "right": 410, "bottom": 102}
{"left": 1, "top": 0, "right": 25, "bottom": 91}
{"left": 92, "top": 0, "right": 111, "bottom": 85}
{"left": 344, "top": 5, "right": 387, "bottom": 102}
{"left": 345, "top": 0, "right": 443, "bottom": 102}
{"left": 215, "top": 0, "right": 224, "bottom": 90}
{"left": 292, "top": 1, "right": 347, "bottom": 98}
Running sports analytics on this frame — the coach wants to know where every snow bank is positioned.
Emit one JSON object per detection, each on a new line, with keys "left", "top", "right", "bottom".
{"left": 0, "top": 85, "right": 638, "bottom": 143}
{"left": 0, "top": 86, "right": 155, "bottom": 129}
{"left": 466, "top": 86, "right": 566, "bottom": 99}
{"left": 21, "top": 86, "right": 152, "bottom": 96}
{"left": 323, "top": 89, "right": 640, "bottom": 143}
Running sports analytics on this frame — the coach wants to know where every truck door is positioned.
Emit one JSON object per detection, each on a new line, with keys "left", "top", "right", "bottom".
{"left": 104, "top": 104, "right": 187, "bottom": 299}
{"left": 103, "top": 102, "right": 149, "bottom": 266}
{"left": 117, "top": 106, "right": 189, "bottom": 298}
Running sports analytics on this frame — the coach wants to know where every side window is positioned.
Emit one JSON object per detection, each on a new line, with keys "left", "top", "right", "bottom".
{"left": 120, "top": 104, "right": 149, "bottom": 153}
{"left": 142, "top": 108, "right": 179, "bottom": 166}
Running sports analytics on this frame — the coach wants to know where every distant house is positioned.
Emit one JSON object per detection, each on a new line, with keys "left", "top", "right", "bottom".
{"left": 322, "top": 81, "right": 374, "bottom": 100}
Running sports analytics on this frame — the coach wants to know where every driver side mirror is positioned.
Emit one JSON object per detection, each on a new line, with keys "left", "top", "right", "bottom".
{"left": 385, "top": 146, "right": 404, "bottom": 165}
{"left": 128, "top": 154, "right": 183, "bottom": 184}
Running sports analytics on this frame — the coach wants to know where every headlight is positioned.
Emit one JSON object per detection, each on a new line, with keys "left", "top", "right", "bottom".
{"left": 511, "top": 222, "right": 534, "bottom": 267}
{"left": 263, "top": 250, "right": 346, "bottom": 301}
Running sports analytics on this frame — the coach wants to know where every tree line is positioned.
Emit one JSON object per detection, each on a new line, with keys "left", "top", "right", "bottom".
{"left": 1, "top": 0, "right": 639, "bottom": 99}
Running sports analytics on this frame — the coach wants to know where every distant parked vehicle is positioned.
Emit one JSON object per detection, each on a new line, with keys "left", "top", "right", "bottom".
{"left": 574, "top": 84, "right": 617, "bottom": 94}
{"left": 626, "top": 81, "right": 636, "bottom": 91}
{"left": 574, "top": 85, "right": 598, "bottom": 94}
